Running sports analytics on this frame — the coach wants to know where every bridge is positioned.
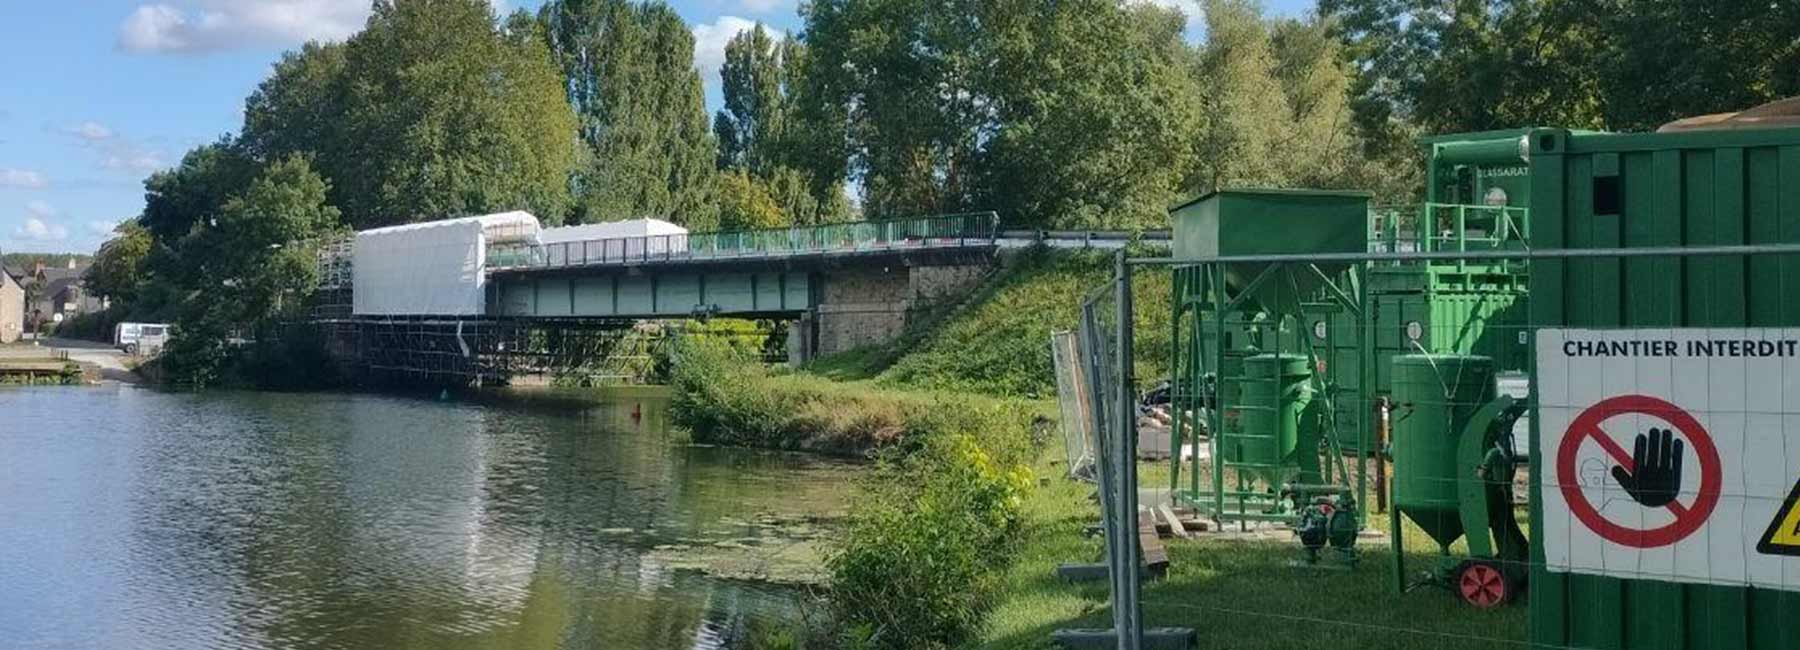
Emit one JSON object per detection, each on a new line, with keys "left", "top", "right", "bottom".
{"left": 479, "top": 213, "right": 1003, "bottom": 360}
{"left": 315, "top": 212, "right": 1164, "bottom": 382}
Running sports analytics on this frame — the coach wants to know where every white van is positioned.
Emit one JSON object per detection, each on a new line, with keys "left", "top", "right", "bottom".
{"left": 114, "top": 322, "right": 170, "bottom": 356}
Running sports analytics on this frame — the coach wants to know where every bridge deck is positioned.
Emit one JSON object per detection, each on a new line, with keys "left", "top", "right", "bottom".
{"left": 488, "top": 212, "right": 1001, "bottom": 272}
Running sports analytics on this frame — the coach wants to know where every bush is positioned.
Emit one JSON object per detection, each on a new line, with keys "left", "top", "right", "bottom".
{"left": 668, "top": 337, "right": 1040, "bottom": 648}
{"left": 828, "top": 433, "right": 1033, "bottom": 649}
{"left": 55, "top": 306, "right": 126, "bottom": 342}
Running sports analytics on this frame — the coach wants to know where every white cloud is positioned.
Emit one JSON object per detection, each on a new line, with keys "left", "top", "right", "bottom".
{"left": 59, "top": 122, "right": 170, "bottom": 175}
{"left": 119, "top": 1, "right": 369, "bottom": 54}
{"left": 100, "top": 151, "right": 169, "bottom": 174}
{"left": 17, "top": 203, "right": 68, "bottom": 242}
{"left": 15, "top": 218, "right": 69, "bottom": 241}
{"left": 0, "top": 169, "right": 47, "bottom": 189}
{"left": 118, "top": 0, "right": 512, "bottom": 55}
{"left": 692, "top": 16, "right": 759, "bottom": 79}
{"left": 63, "top": 121, "right": 115, "bottom": 142}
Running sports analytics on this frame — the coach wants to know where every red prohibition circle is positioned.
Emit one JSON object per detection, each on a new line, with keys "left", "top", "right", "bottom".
{"left": 1556, "top": 394, "right": 1722, "bottom": 549}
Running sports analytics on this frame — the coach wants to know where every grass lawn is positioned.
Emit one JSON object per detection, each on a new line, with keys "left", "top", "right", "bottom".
{"left": 969, "top": 455, "right": 1530, "bottom": 650}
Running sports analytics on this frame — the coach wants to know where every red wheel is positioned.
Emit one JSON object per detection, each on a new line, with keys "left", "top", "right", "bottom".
{"left": 1456, "top": 561, "right": 1512, "bottom": 608}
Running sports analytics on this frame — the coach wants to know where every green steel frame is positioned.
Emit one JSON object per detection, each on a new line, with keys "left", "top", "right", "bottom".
{"left": 1168, "top": 260, "right": 1371, "bottom": 528}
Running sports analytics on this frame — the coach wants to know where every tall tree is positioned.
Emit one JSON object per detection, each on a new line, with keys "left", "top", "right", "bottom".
{"left": 713, "top": 26, "right": 848, "bottom": 225}
{"left": 86, "top": 221, "right": 152, "bottom": 305}
{"left": 714, "top": 25, "right": 788, "bottom": 175}
{"left": 801, "top": 0, "right": 1201, "bottom": 228}
{"left": 241, "top": 0, "right": 578, "bottom": 229}
{"left": 1586, "top": 0, "right": 1800, "bottom": 130}
{"left": 976, "top": 1, "right": 1200, "bottom": 229}
{"left": 1189, "top": 0, "right": 1293, "bottom": 193}
{"left": 163, "top": 156, "right": 340, "bottom": 386}
{"left": 801, "top": 0, "right": 991, "bottom": 219}
{"left": 541, "top": 0, "right": 719, "bottom": 229}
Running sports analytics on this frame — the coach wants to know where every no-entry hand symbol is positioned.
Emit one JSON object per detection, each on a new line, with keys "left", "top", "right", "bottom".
{"left": 1610, "top": 428, "right": 1685, "bottom": 508}
{"left": 1557, "top": 395, "right": 1722, "bottom": 549}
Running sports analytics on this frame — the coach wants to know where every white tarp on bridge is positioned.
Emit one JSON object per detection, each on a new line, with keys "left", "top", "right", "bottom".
{"left": 353, "top": 211, "right": 541, "bottom": 316}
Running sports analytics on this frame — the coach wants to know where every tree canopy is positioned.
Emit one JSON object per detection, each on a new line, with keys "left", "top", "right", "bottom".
{"left": 541, "top": 0, "right": 720, "bottom": 229}
{"left": 240, "top": 0, "right": 578, "bottom": 229}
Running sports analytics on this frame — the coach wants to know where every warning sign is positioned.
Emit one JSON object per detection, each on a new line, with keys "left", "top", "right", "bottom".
{"left": 1538, "top": 329, "right": 1800, "bottom": 592}
{"left": 1757, "top": 479, "right": 1800, "bottom": 557}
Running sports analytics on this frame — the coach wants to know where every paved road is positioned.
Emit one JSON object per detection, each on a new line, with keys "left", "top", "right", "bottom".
{"left": 3, "top": 337, "right": 137, "bottom": 381}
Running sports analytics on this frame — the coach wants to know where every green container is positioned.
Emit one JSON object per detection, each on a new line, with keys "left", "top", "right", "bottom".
{"left": 1172, "top": 189, "right": 1369, "bottom": 311}
{"left": 1228, "top": 354, "right": 1312, "bottom": 484}
{"left": 1521, "top": 125, "right": 1800, "bottom": 650}
{"left": 1391, "top": 354, "right": 1495, "bottom": 551}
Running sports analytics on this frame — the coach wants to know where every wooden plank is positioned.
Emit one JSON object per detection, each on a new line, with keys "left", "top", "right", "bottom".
{"left": 1138, "top": 511, "right": 1169, "bottom": 578}
{"left": 1157, "top": 504, "right": 1192, "bottom": 539}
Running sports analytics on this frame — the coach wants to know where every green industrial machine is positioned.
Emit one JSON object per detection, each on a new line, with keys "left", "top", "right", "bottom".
{"left": 1168, "top": 189, "right": 1371, "bottom": 560}
{"left": 1388, "top": 354, "right": 1529, "bottom": 607}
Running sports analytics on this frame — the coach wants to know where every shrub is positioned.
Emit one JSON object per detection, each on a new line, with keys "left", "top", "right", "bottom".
{"left": 828, "top": 433, "right": 1033, "bottom": 649}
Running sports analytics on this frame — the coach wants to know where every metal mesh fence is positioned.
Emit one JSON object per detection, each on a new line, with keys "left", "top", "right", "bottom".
{"left": 1079, "top": 244, "right": 1800, "bottom": 650}
{"left": 1051, "top": 329, "right": 1097, "bottom": 480}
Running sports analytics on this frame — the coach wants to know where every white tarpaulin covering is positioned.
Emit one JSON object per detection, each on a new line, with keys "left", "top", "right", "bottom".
{"left": 536, "top": 218, "right": 688, "bottom": 265}
{"left": 1537, "top": 328, "right": 1800, "bottom": 592}
{"left": 353, "top": 212, "right": 541, "bottom": 316}
{"left": 536, "top": 218, "right": 686, "bottom": 243}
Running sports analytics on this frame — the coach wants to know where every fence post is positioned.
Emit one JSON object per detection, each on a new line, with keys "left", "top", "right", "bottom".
{"left": 1112, "top": 249, "right": 1143, "bottom": 650}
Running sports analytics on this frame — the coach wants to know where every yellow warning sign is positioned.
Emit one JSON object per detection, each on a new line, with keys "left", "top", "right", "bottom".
{"left": 1757, "top": 477, "right": 1800, "bottom": 557}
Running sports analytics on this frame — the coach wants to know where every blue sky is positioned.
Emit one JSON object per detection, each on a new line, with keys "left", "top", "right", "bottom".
{"left": 0, "top": 0, "right": 1307, "bottom": 256}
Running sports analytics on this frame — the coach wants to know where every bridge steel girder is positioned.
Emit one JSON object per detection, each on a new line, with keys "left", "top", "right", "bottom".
{"left": 484, "top": 246, "right": 997, "bottom": 320}
{"left": 490, "top": 269, "right": 814, "bottom": 320}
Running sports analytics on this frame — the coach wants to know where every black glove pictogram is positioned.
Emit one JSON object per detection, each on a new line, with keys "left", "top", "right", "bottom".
{"left": 1610, "top": 427, "right": 1684, "bottom": 508}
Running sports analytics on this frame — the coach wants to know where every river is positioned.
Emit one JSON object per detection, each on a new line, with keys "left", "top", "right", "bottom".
{"left": 0, "top": 384, "right": 856, "bottom": 649}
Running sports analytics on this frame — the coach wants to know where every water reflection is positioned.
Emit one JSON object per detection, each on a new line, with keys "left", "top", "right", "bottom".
{"left": 0, "top": 385, "right": 852, "bottom": 649}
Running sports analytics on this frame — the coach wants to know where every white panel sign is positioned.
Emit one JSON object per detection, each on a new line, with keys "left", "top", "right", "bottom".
{"left": 1537, "top": 328, "right": 1800, "bottom": 591}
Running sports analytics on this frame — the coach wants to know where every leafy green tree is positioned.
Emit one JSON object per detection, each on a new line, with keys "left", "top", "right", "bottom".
{"left": 541, "top": 0, "right": 719, "bottom": 228}
{"left": 212, "top": 156, "right": 339, "bottom": 324}
{"left": 1584, "top": 0, "right": 1800, "bottom": 130}
{"left": 162, "top": 156, "right": 341, "bottom": 386}
{"left": 241, "top": 0, "right": 577, "bottom": 228}
{"left": 1188, "top": 0, "right": 1293, "bottom": 193}
{"left": 715, "top": 171, "right": 786, "bottom": 231}
{"left": 714, "top": 26, "right": 849, "bottom": 225}
{"left": 715, "top": 25, "right": 788, "bottom": 174}
{"left": 800, "top": 0, "right": 990, "bottom": 219}
{"left": 801, "top": 0, "right": 1203, "bottom": 228}
{"left": 976, "top": 0, "right": 1200, "bottom": 229}
{"left": 85, "top": 221, "right": 152, "bottom": 305}
{"left": 240, "top": 42, "right": 349, "bottom": 163}
{"left": 140, "top": 141, "right": 257, "bottom": 244}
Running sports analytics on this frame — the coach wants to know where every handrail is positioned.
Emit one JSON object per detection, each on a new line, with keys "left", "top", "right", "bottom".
{"left": 1368, "top": 203, "right": 1530, "bottom": 262}
{"left": 486, "top": 212, "right": 1001, "bottom": 270}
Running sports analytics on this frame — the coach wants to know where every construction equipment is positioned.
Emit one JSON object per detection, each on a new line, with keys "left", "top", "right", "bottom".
{"left": 1389, "top": 353, "right": 1529, "bottom": 607}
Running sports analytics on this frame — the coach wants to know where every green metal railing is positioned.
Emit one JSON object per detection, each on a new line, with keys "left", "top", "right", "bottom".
{"left": 486, "top": 212, "right": 1000, "bottom": 270}
{"left": 1370, "top": 203, "right": 1530, "bottom": 254}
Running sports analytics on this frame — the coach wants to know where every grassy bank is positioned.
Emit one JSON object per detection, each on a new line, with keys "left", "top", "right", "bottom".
{"left": 969, "top": 456, "right": 1530, "bottom": 650}
{"left": 809, "top": 247, "right": 1172, "bottom": 398}
{"left": 671, "top": 338, "right": 1044, "bottom": 457}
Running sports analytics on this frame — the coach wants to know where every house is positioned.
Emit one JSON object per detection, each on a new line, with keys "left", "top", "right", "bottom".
{"left": 0, "top": 264, "right": 22, "bottom": 343}
{"left": 22, "top": 259, "right": 104, "bottom": 331}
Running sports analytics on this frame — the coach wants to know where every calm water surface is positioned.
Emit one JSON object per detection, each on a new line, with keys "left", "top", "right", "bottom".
{"left": 0, "top": 385, "right": 854, "bottom": 649}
